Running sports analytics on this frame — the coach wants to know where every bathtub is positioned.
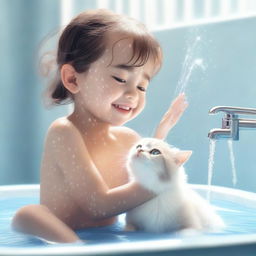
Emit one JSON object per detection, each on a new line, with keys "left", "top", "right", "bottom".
{"left": 2, "top": 15, "right": 256, "bottom": 256}
{"left": 1, "top": 184, "right": 256, "bottom": 256}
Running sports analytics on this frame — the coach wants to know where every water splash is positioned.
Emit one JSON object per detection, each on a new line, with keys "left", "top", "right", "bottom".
{"left": 227, "top": 139, "right": 237, "bottom": 186}
{"left": 207, "top": 139, "right": 216, "bottom": 201}
{"left": 175, "top": 36, "right": 206, "bottom": 96}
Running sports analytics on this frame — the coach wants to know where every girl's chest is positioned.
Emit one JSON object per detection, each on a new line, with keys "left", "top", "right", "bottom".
{"left": 89, "top": 143, "right": 130, "bottom": 188}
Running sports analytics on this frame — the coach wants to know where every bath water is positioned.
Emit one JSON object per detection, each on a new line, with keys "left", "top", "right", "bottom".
{"left": 1, "top": 189, "right": 256, "bottom": 248}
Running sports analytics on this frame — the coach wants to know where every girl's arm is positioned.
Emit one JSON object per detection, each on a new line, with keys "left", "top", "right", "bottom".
{"left": 153, "top": 93, "right": 188, "bottom": 140}
{"left": 48, "top": 122, "right": 155, "bottom": 220}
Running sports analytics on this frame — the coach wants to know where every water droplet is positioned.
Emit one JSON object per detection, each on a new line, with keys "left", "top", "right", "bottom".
{"left": 195, "top": 58, "right": 203, "bottom": 66}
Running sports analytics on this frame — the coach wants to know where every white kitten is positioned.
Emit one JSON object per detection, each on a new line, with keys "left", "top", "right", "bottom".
{"left": 125, "top": 138, "right": 225, "bottom": 233}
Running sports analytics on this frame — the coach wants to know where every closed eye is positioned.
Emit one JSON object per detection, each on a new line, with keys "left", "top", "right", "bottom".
{"left": 137, "top": 86, "right": 146, "bottom": 92}
{"left": 112, "top": 76, "right": 126, "bottom": 83}
{"left": 112, "top": 76, "right": 147, "bottom": 92}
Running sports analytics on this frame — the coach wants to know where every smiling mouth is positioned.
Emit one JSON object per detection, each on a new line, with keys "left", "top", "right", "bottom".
{"left": 112, "top": 104, "right": 133, "bottom": 113}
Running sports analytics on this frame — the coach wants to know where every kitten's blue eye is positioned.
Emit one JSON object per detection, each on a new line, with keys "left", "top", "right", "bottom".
{"left": 149, "top": 148, "right": 161, "bottom": 155}
{"left": 136, "top": 144, "right": 142, "bottom": 149}
{"left": 112, "top": 76, "right": 126, "bottom": 83}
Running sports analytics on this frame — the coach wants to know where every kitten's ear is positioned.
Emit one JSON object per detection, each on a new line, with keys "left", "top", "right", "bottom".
{"left": 174, "top": 151, "right": 192, "bottom": 166}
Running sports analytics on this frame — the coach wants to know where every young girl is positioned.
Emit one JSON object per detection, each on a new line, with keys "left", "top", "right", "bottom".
{"left": 11, "top": 9, "right": 188, "bottom": 243}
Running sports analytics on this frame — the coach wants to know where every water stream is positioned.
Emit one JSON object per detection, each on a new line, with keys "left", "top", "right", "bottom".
{"left": 227, "top": 139, "right": 238, "bottom": 186}
{"left": 174, "top": 36, "right": 206, "bottom": 96}
{"left": 207, "top": 139, "right": 238, "bottom": 201}
{"left": 207, "top": 139, "right": 216, "bottom": 201}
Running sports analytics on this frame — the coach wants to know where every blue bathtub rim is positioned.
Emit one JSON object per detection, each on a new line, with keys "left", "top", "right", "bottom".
{"left": 1, "top": 184, "right": 256, "bottom": 255}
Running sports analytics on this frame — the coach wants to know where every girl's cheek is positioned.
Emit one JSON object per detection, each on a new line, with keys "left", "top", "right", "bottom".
{"left": 106, "top": 81, "right": 121, "bottom": 94}
{"left": 103, "top": 80, "right": 113, "bottom": 90}
{"left": 139, "top": 96, "right": 146, "bottom": 109}
{"left": 133, "top": 98, "right": 145, "bottom": 115}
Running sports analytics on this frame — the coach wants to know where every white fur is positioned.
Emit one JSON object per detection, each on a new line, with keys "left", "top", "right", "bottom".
{"left": 126, "top": 138, "right": 225, "bottom": 233}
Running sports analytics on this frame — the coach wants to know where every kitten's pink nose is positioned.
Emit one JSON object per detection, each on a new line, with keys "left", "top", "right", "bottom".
{"left": 136, "top": 149, "right": 144, "bottom": 157}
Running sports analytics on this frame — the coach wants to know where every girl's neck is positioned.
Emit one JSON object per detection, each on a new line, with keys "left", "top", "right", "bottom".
{"left": 68, "top": 104, "right": 115, "bottom": 143}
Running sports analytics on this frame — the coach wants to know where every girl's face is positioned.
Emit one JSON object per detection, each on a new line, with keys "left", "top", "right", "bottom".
{"left": 75, "top": 36, "right": 157, "bottom": 126}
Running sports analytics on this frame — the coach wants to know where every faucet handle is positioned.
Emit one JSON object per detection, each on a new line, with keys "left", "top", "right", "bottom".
{"left": 209, "top": 106, "right": 256, "bottom": 115}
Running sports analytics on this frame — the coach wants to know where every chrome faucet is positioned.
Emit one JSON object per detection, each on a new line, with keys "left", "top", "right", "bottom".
{"left": 208, "top": 106, "right": 256, "bottom": 140}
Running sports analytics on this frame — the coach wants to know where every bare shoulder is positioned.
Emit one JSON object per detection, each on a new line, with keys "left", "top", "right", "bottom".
{"left": 49, "top": 116, "right": 74, "bottom": 129}
{"left": 45, "top": 117, "right": 81, "bottom": 144}
{"left": 111, "top": 126, "right": 142, "bottom": 146}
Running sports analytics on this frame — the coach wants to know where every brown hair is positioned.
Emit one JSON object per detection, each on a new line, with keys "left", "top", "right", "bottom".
{"left": 41, "top": 9, "right": 163, "bottom": 107}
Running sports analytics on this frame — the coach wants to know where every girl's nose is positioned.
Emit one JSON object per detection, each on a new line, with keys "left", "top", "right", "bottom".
{"left": 124, "top": 86, "right": 138, "bottom": 101}
{"left": 125, "top": 94, "right": 133, "bottom": 100}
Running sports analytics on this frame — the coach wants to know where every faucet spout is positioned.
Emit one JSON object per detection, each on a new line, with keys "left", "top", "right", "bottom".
{"left": 208, "top": 129, "right": 232, "bottom": 140}
{"left": 208, "top": 106, "right": 256, "bottom": 141}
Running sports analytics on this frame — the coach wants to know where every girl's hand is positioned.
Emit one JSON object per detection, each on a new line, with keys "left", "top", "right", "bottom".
{"left": 153, "top": 93, "right": 188, "bottom": 140}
